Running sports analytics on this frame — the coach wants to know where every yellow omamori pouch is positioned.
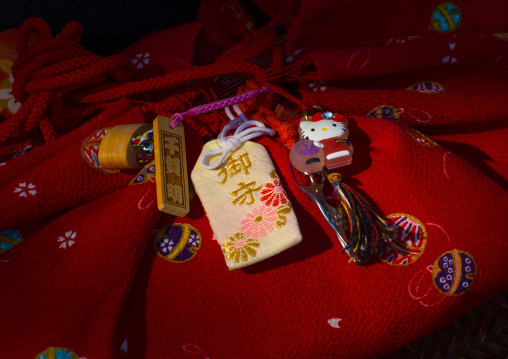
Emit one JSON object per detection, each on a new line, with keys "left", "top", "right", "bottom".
{"left": 191, "top": 116, "right": 302, "bottom": 270}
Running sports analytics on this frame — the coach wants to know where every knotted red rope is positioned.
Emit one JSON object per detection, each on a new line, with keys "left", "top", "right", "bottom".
{"left": 0, "top": 16, "right": 308, "bottom": 145}
{"left": 0, "top": 18, "right": 129, "bottom": 144}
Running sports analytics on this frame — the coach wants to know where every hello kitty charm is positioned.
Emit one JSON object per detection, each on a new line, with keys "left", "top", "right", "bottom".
{"left": 298, "top": 112, "right": 353, "bottom": 170}
{"left": 289, "top": 111, "right": 395, "bottom": 264}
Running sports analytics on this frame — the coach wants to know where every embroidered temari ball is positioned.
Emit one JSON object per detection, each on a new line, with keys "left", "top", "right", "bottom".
{"left": 192, "top": 140, "right": 302, "bottom": 270}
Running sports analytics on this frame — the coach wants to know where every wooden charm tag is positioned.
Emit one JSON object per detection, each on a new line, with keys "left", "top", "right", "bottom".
{"left": 153, "top": 115, "right": 190, "bottom": 217}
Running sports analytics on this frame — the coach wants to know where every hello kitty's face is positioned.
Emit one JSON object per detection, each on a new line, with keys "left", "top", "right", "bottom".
{"left": 299, "top": 114, "right": 348, "bottom": 142}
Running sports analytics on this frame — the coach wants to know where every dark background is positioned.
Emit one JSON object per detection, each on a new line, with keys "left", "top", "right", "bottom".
{"left": 0, "top": 0, "right": 202, "bottom": 55}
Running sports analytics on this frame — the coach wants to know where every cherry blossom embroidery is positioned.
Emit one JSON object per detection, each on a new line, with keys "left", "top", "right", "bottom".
{"left": 223, "top": 232, "right": 260, "bottom": 263}
{"left": 155, "top": 224, "right": 202, "bottom": 263}
{"left": 188, "top": 231, "right": 200, "bottom": 247}
{"left": 131, "top": 52, "right": 150, "bottom": 69}
{"left": 14, "top": 182, "right": 37, "bottom": 198}
{"left": 442, "top": 43, "right": 457, "bottom": 64}
{"left": 121, "top": 339, "right": 128, "bottom": 352}
{"left": 308, "top": 80, "right": 326, "bottom": 92}
{"left": 328, "top": 318, "right": 342, "bottom": 328}
{"left": 260, "top": 177, "right": 288, "bottom": 207}
{"left": 158, "top": 237, "right": 176, "bottom": 255}
{"left": 240, "top": 206, "right": 278, "bottom": 238}
{"left": 58, "top": 231, "right": 77, "bottom": 249}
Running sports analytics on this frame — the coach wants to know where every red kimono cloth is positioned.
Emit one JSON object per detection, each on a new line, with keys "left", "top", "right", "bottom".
{"left": 0, "top": 1, "right": 507, "bottom": 358}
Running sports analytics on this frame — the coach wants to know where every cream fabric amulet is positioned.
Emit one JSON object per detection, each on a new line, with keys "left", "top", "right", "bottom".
{"left": 191, "top": 140, "right": 302, "bottom": 270}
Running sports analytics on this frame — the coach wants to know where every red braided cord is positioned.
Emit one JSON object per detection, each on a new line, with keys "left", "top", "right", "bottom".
{"left": 26, "top": 54, "right": 126, "bottom": 93}
{"left": 39, "top": 115, "right": 57, "bottom": 142}
{"left": 0, "top": 16, "right": 306, "bottom": 144}
{"left": 0, "top": 17, "right": 130, "bottom": 145}
{"left": 270, "top": 45, "right": 285, "bottom": 73}
{"left": 32, "top": 55, "right": 99, "bottom": 80}
{"left": 227, "top": 0, "right": 256, "bottom": 39}
{"left": 15, "top": 17, "right": 52, "bottom": 53}
{"left": 70, "top": 61, "right": 266, "bottom": 104}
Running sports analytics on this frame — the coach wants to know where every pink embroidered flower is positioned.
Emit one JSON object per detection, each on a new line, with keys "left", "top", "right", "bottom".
{"left": 260, "top": 179, "right": 288, "bottom": 207}
{"left": 240, "top": 206, "right": 277, "bottom": 238}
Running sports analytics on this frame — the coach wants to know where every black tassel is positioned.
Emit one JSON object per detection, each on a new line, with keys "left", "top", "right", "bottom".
{"left": 325, "top": 171, "right": 393, "bottom": 258}
{"left": 289, "top": 164, "right": 410, "bottom": 263}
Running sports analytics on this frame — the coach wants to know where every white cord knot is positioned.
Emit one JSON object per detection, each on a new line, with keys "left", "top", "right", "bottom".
{"left": 219, "top": 136, "right": 242, "bottom": 151}
{"left": 200, "top": 108, "right": 275, "bottom": 170}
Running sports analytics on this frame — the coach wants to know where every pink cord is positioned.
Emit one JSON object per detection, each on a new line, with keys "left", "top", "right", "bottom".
{"left": 169, "top": 87, "right": 274, "bottom": 128}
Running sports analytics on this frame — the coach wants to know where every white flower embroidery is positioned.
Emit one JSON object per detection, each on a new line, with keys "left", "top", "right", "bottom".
{"left": 131, "top": 52, "right": 150, "bottom": 69}
{"left": 442, "top": 56, "right": 457, "bottom": 64}
{"left": 442, "top": 43, "right": 457, "bottom": 64}
{"left": 328, "top": 318, "right": 342, "bottom": 328}
{"left": 0, "top": 74, "right": 21, "bottom": 114}
{"left": 189, "top": 232, "right": 200, "bottom": 247}
{"left": 159, "top": 238, "right": 175, "bottom": 254}
{"left": 309, "top": 81, "right": 326, "bottom": 92}
{"left": 14, "top": 182, "right": 37, "bottom": 198}
{"left": 0, "top": 162, "right": 5, "bottom": 166}
{"left": 58, "top": 231, "right": 77, "bottom": 249}
{"left": 121, "top": 339, "right": 128, "bottom": 352}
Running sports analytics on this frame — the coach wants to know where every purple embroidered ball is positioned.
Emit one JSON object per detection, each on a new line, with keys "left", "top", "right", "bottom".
{"left": 155, "top": 224, "right": 201, "bottom": 263}
{"left": 409, "top": 81, "right": 444, "bottom": 94}
{"left": 131, "top": 164, "right": 155, "bottom": 185}
{"left": 432, "top": 249, "right": 476, "bottom": 296}
{"left": 367, "top": 105, "right": 400, "bottom": 123}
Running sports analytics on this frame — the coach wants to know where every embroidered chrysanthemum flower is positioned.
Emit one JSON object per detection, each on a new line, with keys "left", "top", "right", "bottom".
{"left": 0, "top": 74, "right": 21, "bottom": 114}
{"left": 240, "top": 206, "right": 277, "bottom": 238}
{"left": 14, "top": 182, "right": 37, "bottom": 198}
{"left": 131, "top": 52, "right": 150, "bottom": 69}
{"left": 158, "top": 237, "right": 176, "bottom": 255}
{"left": 260, "top": 179, "right": 288, "bottom": 207}
{"left": 223, "top": 233, "right": 260, "bottom": 263}
{"left": 58, "top": 231, "right": 77, "bottom": 249}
